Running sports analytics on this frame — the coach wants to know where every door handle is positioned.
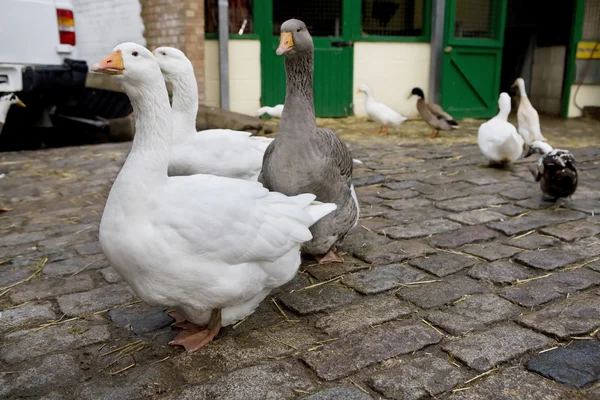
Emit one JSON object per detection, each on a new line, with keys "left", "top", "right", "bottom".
{"left": 331, "top": 41, "right": 354, "bottom": 48}
{"left": 444, "top": 46, "right": 453, "bottom": 53}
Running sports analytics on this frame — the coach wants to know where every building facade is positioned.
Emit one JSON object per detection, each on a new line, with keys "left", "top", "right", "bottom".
{"left": 76, "top": 0, "right": 600, "bottom": 119}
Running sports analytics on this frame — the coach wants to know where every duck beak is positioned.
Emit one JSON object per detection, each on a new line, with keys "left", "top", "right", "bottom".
{"left": 524, "top": 145, "right": 535, "bottom": 158}
{"left": 92, "top": 50, "right": 125, "bottom": 75}
{"left": 407, "top": 94, "right": 414, "bottom": 99}
{"left": 355, "top": 89, "right": 360, "bottom": 94}
{"left": 15, "top": 99, "right": 26, "bottom": 108}
{"left": 511, "top": 80, "right": 518, "bottom": 89}
{"left": 276, "top": 32, "right": 294, "bottom": 56}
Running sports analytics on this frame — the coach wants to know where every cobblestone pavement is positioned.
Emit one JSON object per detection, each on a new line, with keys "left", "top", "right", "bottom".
{"left": 1, "top": 116, "right": 599, "bottom": 399}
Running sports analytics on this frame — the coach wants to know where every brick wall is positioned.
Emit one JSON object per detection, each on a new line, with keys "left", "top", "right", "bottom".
{"left": 140, "top": 0, "right": 206, "bottom": 104}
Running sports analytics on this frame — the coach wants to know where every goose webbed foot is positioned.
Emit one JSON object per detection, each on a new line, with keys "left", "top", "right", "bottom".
{"left": 315, "top": 250, "right": 344, "bottom": 264}
{"left": 379, "top": 125, "right": 389, "bottom": 135}
{"left": 169, "top": 309, "right": 222, "bottom": 352}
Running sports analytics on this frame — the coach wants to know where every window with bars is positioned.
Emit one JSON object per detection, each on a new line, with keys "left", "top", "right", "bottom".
{"left": 361, "top": 0, "right": 427, "bottom": 39}
{"left": 204, "top": 0, "right": 254, "bottom": 36}
{"left": 273, "top": 0, "right": 342, "bottom": 36}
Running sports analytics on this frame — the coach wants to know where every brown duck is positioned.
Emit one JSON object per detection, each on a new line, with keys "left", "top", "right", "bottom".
{"left": 408, "top": 87, "right": 458, "bottom": 138}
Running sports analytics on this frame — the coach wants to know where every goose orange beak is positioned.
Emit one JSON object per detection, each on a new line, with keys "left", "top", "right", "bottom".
{"left": 276, "top": 32, "right": 294, "bottom": 56}
{"left": 92, "top": 50, "right": 125, "bottom": 75}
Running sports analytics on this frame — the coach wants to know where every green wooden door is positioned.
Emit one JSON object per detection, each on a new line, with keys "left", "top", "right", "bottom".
{"left": 259, "top": 0, "right": 354, "bottom": 117}
{"left": 441, "top": 0, "right": 507, "bottom": 119}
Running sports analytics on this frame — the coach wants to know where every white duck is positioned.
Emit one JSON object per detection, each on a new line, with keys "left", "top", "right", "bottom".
{"left": 256, "top": 104, "right": 284, "bottom": 118}
{"left": 478, "top": 92, "right": 525, "bottom": 166}
{"left": 357, "top": 84, "right": 407, "bottom": 135}
{"left": 92, "top": 43, "right": 336, "bottom": 352}
{"left": 0, "top": 93, "right": 26, "bottom": 135}
{"left": 511, "top": 78, "right": 547, "bottom": 144}
{"left": 153, "top": 46, "right": 272, "bottom": 180}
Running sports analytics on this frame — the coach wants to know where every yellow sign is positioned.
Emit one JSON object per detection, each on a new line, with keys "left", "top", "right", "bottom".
{"left": 576, "top": 41, "right": 600, "bottom": 59}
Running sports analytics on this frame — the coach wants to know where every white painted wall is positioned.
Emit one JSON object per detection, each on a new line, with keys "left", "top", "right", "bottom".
{"left": 353, "top": 42, "right": 430, "bottom": 119}
{"left": 205, "top": 40, "right": 261, "bottom": 115}
{"left": 568, "top": 85, "right": 600, "bottom": 117}
{"left": 72, "top": 0, "right": 146, "bottom": 67}
{"left": 530, "top": 46, "right": 566, "bottom": 115}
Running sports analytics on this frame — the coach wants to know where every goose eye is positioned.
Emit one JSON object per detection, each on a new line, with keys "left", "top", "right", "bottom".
{"left": 132, "top": 51, "right": 139, "bottom": 57}
{"left": 161, "top": 52, "right": 166, "bottom": 56}
{"left": 296, "top": 28, "right": 301, "bottom": 33}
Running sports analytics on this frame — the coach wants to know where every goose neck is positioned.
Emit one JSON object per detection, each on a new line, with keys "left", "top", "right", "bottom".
{"left": 279, "top": 51, "right": 316, "bottom": 139}
{"left": 120, "top": 79, "right": 173, "bottom": 180}
{"left": 169, "top": 70, "right": 199, "bottom": 140}
{"left": 518, "top": 80, "right": 528, "bottom": 98}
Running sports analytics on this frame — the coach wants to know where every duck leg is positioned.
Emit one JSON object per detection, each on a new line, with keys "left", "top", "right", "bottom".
{"left": 374, "top": 125, "right": 383, "bottom": 134}
{"left": 380, "top": 125, "right": 389, "bottom": 135}
{"left": 169, "top": 308, "right": 222, "bottom": 352}
{"left": 315, "top": 249, "right": 344, "bottom": 264}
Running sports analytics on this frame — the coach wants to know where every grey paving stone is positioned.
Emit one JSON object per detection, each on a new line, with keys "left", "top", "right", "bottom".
{"left": 468, "top": 260, "right": 534, "bottom": 284}
{"left": 461, "top": 242, "right": 521, "bottom": 261}
{"left": 387, "top": 218, "right": 461, "bottom": 239}
{"left": 368, "top": 355, "right": 470, "bottom": 400}
{"left": 354, "top": 240, "right": 435, "bottom": 265}
{"left": 384, "top": 180, "right": 425, "bottom": 190}
{"left": 442, "top": 324, "right": 552, "bottom": 372}
{"left": 304, "top": 256, "right": 370, "bottom": 280}
{"left": 57, "top": 283, "right": 137, "bottom": 317}
{"left": 397, "top": 276, "right": 488, "bottom": 309}
{"left": 10, "top": 274, "right": 95, "bottom": 303}
{"left": 448, "top": 368, "right": 575, "bottom": 400}
{"left": 501, "top": 187, "right": 535, "bottom": 200}
{"left": 430, "top": 226, "right": 499, "bottom": 249}
{"left": 357, "top": 216, "right": 400, "bottom": 233}
{"left": 436, "top": 195, "right": 508, "bottom": 212}
{"left": 109, "top": 303, "right": 173, "bottom": 334}
{"left": 0, "top": 231, "right": 46, "bottom": 247}
{"left": 504, "top": 233, "right": 558, "bottom": 250}
{"left": 175, "top": 324, "right": 321, "bottom": 381}
{"left": 567, "top": 198, "right": 600, "bottom": 214}
{"left": 0, "top": 354, "right": 81, "bottom": 398}
{"left": 99, "top": 266, "right": 122, "bottom": 283}
{"left": 518, "top": 292, "right": 600, "bottom": 338}
{"left": 74, "top": 241, "right": 103, "bottom": 255}
{"left": 353, "top": 174, "right": 385, "bottom": 187}
{"left": 499, "top": 269, "right": 600, "bottom": 307}
{"left": 527, "top": 341, "right": 600, "bottom": 388}
{"left": 494, "top": 203, "right": 527, "bottom": 216}
{"left": 0, "top": 302, "right": 56, "bottom": 332}
{"left": 376, "top": 189, "right": 420, "bottom": 200}
{"left": 387, "top": 197, "right": 432, "bottom": 210}
{"left": 43, "top": 254, "right": 108, "bottom": 277}
{"left": 316, "top": 296, "right": 412, "bottom": 336}
{"left": 514, "top": 248, "right": 585, "bottom": 270}
{"left": 540, "top": 220, "right": 600, "bottom": 242}
{"left": 562, "top": 236, "right": 600, "bottom": 258}
{"left": 383, "top": 206, "right": 450, "bottom": 224}
{"left": 302, "top": 320, "right": 442, "bottom": 381}
{"left": 176, "top": 361, "right": 316, "bottom": 400}
{"left": 466, "top": 176, "right": 501, "bottom": 186}
{"left": 409, "top": 252, "right": 478, "bottom": 277}
{"left": 418, "top": 173, "right": 468, "bottom": 185}
{"left": 278, "top": 283, "right": 360, "bottom": 315}
{"left": 1, "top": 321, "right": 110, "bottom": 364}
{"left": 590, "top": 260, "right": 600, "bottom": 272}
{"left": 342, "top": 264, "right": 433, "bottom": 294}
{"left": 516, "top": 197, "right": 556, "bottom": 210}
{"left": 426, "top": 294, "right": 521, "bottom": 335}
{"left": 306, "top": 387, "right": 373, "bottom": 400}
{"left": 423, "top": 189, "right": 469, "bottom": 201}
{"left": 447, "top": 210, "right": 505, "bottom": 226}
{"left": 488, "top": 209, "right": 587, "bottom": 235}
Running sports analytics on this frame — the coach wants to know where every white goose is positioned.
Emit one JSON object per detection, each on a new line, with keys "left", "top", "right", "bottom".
{"left": 256, "top": 104, "right": 284, "bottom": 118}
{"left": 357, "top": 84, "right": 407, "bottom": 135}
{"left": 153, "top": 47, "right": 272, "bottom": 180}
{"left": 0, "top": 93, "right": 26, "bottom": 135}
{"left": 92, "top": 43, "right": 336, "bottom": 352}
{"left": 478, "top": 92, "right": 525, "bottom": 166}
{"left": 511, "top": 78, "right": 547, "bottom": 144}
